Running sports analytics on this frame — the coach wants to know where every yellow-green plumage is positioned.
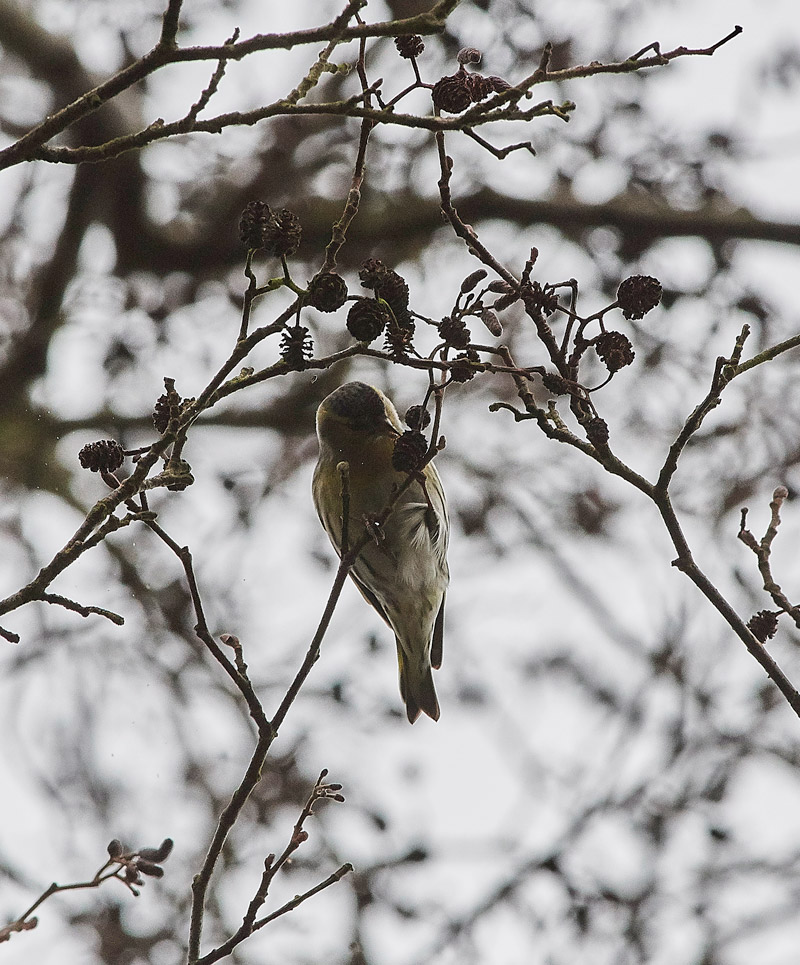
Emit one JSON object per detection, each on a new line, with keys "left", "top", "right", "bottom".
{"left": 312, "top": 382, "right": 449, "bottom": 723}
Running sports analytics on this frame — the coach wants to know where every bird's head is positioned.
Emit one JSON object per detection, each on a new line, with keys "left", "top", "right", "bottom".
{"left": 316, "top": 382, "right": 402, "bottom": 453}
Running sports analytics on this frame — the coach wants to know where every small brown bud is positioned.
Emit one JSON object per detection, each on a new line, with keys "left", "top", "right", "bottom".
{"left": 376, "top": 271, "right": 410, "bottom": 320}
{"left": 79, "top": 440, "right": 124, "bottom": 473}
{"left": 493, "top": 290, "right": 519, "bottom": 312}
{"left": 395, "top": 34, "right": 424, "bottom": 58}
{"left": 542, "top": 372, "right": 571, "bottom": 396}
{"left": 595, "top": 331, "right": 635, "bottom": 373}
{"left": 522, "top": 280, "right": 559, "bottom": 317}
{"left": 487, "top": 75, "right": 512, "bottom": 93}
{"left": 480, "top": 309, "right": 502, "bottom": 337}
{"left": 238, "top": 200, "right": 272, "bottom": 250}
{"left": 107, "top": 839, "right": 124, "bottom": 859}
{"left": 358, "top": 258, "right": 388, "bottom": 289}
{"left": 438, "top": 315, "right": 471, "bottom": 349}
{"left": 460, "top": 268, "right": 487, "bottom": 293}
{"left": 307, "top": 272, "right": 348, "bottom": 312}
{"left": 432, "top": 72, "right": 473, "bottom": 114}
{"left": 279, "top": 324, "right": 313, "bottom": 370}
{"left": 153, "top": 394, "right": 171, "bottom": 433}
{"left": 263, "top": 208, "right": 302, "bottom": 258}
{"left": 136, "top": 859, "right": 164, "bottom": 878}
{"left": 152, "top": 379, "right": 181, "bottom": 434}
{"left": 392, "top": 430, "right": 428, "bottom": 473}
{"left": 457, "top": 47, "right": 482, "bottom": 66}
{"left": 748, "top": 609, "right": 779, "bottom": 643}
{"left": 467, "top": 73, "right": 492, "bottom": 102}
{"left": 139, "top": 838, "right": 174, "bottom": 863}
{"left": 449, "top": 350, "right": 483, "bottom": 383}
{"left": 405, "top": 405, "right": 431, "bottom": 431}
{"left": 617, "top": 274, "right": 662, "bottom": 320}
{"left": 359, "top": 260, "right": 410, "bottom": 323}
{"left": 384, "top": 315, "right": 416, "bottom": 358}
{"left": 585, "top": 416, "right": 610, "bottom": 448}
{"left": 347, "top": 299, "right": 390, "bottom": 343}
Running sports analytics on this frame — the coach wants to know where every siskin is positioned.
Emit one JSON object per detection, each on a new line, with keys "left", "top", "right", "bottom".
{"left": 313, "top": 382, "right": 449, "bottom": 723}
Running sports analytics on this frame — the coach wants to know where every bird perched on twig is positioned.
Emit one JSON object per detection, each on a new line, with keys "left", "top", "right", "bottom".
{"left": 313, "top": 382, "right": 449, "bottom": 723}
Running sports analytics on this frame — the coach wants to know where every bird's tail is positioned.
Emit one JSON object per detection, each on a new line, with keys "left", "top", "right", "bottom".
{"left": 397, "top": 642, "right": 440, "bottom": 724}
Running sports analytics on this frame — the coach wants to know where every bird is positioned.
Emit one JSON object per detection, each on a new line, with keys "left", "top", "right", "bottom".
{"left": 312, "top": 382, "right": 449, "bottom": 723}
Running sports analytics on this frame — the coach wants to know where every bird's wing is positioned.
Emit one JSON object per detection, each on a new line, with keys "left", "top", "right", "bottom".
{"left": 425, "top": 466, "right": 450, "bottom": 565}
{"left": 431, "top": 593, "right": 445, "bottom": 669}
{"left": 349, "top": 555, "right": 394, "bottom": 630}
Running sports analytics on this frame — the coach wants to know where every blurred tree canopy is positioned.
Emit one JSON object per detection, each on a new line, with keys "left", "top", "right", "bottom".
{"left": 3, "top": 1, "right": 800, "bottom": 963}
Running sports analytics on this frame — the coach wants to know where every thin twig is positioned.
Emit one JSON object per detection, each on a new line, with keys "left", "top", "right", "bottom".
{"left": 657, "top": 325, "right": 750, "bottom": 491}
{"left": 184, "top": 29, "right": 240, "bottom": 124}
{"left": 159, "top": 0, "right": 184, "bottom": 47}
{"left": 656, "top": 488, "right": 800, "bottom": 717}
{"left": 40, "top": 592, "right": 124, "bottom": 626}
{"left": 10, "top": 22, "right": 740, "bottom": 169}
{"left": 322, "top": 10, "right": 375, "bottom": 271}
{"left": 0, "top": 506, "right": 158, "bottom": 621}
{"left": 739, "top": 488, "right": 800, "bottom": 628}
{"left": 0, "top": 4, "right": 460, "bottom": 170}
{"left": 1, "top": 841, "right": 173, "bottom": 944}
{"left": 734, "top": 332, "right": 800, "bottom": 376}
{"left": 195, "top": 772, "right": 351, "bottom": 964}
{"left": 249, "top": 864, "right": 354, "bottom": 931}
{"left": 464, "top": 128, "right": 536, "bottom": 158}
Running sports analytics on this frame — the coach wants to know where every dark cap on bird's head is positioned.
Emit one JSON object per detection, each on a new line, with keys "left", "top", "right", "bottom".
{"left": 320, "top": 382, "right": 393, "bottom": 433}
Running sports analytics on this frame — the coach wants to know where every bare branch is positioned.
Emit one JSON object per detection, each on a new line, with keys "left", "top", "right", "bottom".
{"left": 39, "top": 592, "right": 125, "bottom": 626}
{"left": 0, "top": 839, "right": 173, "bottom": 945}
{"left": 657, "top": 325, "right": 750, "bottom": 491}
{"left": 159, "top": 0, "right": 184, "bottom": 47}
{"left": 739, "top": 487, "right": 800, "bottom": 628}
{"left": 0, "top": 3, "right": 459, "bottom": 171}
{"left": 195, "top": 772, "right": 350, "bottom": 964}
